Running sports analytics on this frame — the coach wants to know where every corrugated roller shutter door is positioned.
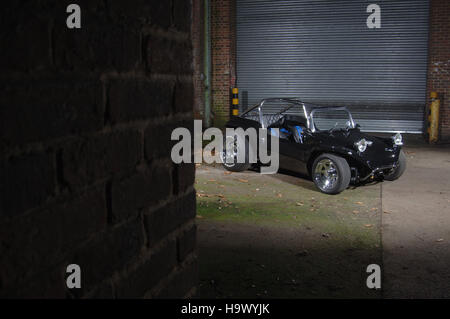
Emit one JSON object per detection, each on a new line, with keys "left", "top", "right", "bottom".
{"left": 236, "top": 0, "right": 429, "bottom": 133}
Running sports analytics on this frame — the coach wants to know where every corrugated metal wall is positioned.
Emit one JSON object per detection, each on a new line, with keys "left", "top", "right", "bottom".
{"left": 236, "top": 0, "right": 429, "bottom": 133}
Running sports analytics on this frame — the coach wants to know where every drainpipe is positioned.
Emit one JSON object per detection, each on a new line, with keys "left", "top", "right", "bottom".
{"left": 204, "top": 0, "right": 211, "bottom": 128}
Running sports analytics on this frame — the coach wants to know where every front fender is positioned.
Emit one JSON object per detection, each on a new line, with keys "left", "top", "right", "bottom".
{"left": 306, "top": 144, "right": 373, "bottom": 174}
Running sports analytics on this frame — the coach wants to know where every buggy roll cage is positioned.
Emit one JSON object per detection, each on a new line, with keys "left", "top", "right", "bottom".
{"left": 240, "top": 98, "right": 356, "bottom": 132}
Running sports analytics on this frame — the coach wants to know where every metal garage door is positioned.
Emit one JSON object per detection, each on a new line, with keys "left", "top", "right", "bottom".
{"left": 236, "top": 0, "right": 429, "bottom": 133}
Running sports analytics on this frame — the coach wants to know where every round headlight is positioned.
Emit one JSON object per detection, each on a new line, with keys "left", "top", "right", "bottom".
{"left": 355, "top": 138, "right": 372, "bottom": 152}
{"left": 392, "top": 133, "right": 403, "bottom": 145}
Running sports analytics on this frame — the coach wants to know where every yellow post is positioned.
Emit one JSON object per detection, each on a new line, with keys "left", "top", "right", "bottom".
{"left": 231, "top": 88, "right": 239, "bottom": 116}
{"left": 428, "top": 91, "right": 440, "bottom": 143}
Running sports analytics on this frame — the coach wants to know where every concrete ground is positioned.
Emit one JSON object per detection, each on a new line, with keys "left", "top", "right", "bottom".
{"left": 382, "top": 138, "right": 450, "bottom": 298}
{"left": 195, "top": 136, "right": 450, "bottom": 298}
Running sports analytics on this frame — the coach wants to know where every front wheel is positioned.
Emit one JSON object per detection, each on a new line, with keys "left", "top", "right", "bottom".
{"left": 221, "top": 135, "right": 251, "bottom": 172}
{"left": 384, "top": 150, "right": 406, "bottom": 181}
{"left": 312, "top": 153, "right": 351, "bottom": 194}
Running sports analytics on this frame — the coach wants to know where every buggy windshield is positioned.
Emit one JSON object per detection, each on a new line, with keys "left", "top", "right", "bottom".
{"left": 310, "top": 107, "right": 355, "bottom": 131}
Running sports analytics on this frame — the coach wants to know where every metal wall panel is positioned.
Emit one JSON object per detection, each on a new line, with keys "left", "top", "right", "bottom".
{"left": 236, "top": 0, "right": 429, "bottom": 133}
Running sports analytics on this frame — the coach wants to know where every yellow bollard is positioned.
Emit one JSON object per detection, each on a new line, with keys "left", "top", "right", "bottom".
{"left": 428, "top": 91, "right": 440, "bottom": 143}
{"left": 231, "top": 88, "right": 239, "bottom": 116}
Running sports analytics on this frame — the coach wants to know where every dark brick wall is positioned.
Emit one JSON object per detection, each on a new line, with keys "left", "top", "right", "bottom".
{"left": 427, "top": 0, "right": 450, "bottom": 141}
{"left": 0, "top": 0, "right": 197, "bottom": 298}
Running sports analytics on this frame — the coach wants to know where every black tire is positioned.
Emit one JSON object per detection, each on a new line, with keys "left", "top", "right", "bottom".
{"left": 384, "top": 150, "right": 406, "bottom": 181}
{"left": 311, "top": 153, "right": 351, "bottom": 194}
{"left": 221, "top": 134, "right": 251, "bottom": 172}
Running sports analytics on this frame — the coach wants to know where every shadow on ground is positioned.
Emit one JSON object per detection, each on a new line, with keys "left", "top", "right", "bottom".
{"left": 195, "top": 165, "right": 382, "bottom": 298}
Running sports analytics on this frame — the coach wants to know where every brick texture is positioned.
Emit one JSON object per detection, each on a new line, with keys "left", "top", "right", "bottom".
{"left": 427, "top": 0, "right": 450, "bottom": 141}
{"left": 192, "top": 0, "right": 205, "bottom": 120}
{"left": 211, "top": 0, "right": 236, "bottom": 127}
{"left": 0, "top": 1, "right": 196, "bottom": 298}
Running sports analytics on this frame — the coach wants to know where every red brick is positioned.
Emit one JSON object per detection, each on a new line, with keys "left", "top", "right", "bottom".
{"left": 427, "top": 0, "right": 450, "bottom": 140}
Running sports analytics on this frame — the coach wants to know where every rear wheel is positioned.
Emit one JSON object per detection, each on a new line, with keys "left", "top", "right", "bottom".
{"left": 384, "top": 150, "right": 406, "bottom": 181}
{"left": 312, "top": 153, "right": 351, "bottom": 194}
{"left": 221, "top": 134, "right": 251, "bottom": 172}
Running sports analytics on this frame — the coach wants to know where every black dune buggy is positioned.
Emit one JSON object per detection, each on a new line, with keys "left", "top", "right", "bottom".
{"left": 221, "top": 98, "right": 406, "bottom": 194}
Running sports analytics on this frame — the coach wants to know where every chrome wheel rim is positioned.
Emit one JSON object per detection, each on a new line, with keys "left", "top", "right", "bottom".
{"left": 222, "top": 137, "right": 238, "bottom": 167}
{"left": 313, "top": 159, "right": 338, "bottom": 191}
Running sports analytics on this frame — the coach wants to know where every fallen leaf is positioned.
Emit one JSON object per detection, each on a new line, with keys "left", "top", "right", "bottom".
{"left": 383, "top": 211, "right": 391, "bottom": 214}
{"left": 238, "top": 179, "right": 249, "bottom": 183}
{"left": 296, "top": 202, "right": 304, "bottom": 206}
{"left": 352, "top": 210, "right": 359, "bottom": 214}
{"left": 208, "top": 179, "right": 217, "bottom": 182}
{"left": 196, "top": 215, "right": 204, "bottom": 219}
{"left": 276, "top": 193, "right": 283, "bottom": 198}
{"left": 436, "top": 238, "right": 444, "bottom": 242}
{"left": 224, "top": 171, "right": 232, "bottom": 175}
{"left": 355, "top": 201, "right": 364, "bottom": 205}
{"left": 364, "top": 224, "right": 373, "bottom": 228}
{"left": 296, "top": 250, "right": 309, "bottom": 257}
